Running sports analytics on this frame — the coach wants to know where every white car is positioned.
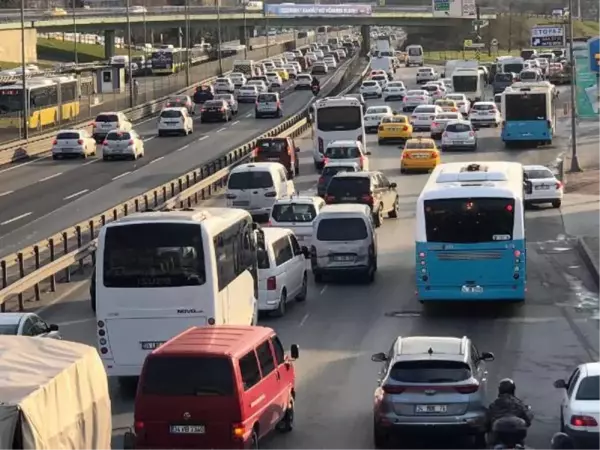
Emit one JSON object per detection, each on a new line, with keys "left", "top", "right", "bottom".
{"left": 268, "top": 195, "right": 325, "bottom": 246}
{"left": 306, "top": 52, "right": 318, "bottom": 64}
{"left": 468, "top": 102, "right": 501, "bottom": 128}
{"left": 416, "top": 67, "right": 438, "bottom": 83}
{"left": 283, "top": 64, "right": 298, "bottom": 77}
{"left": 440, "top": 120, "right": 477, "bottom": 151}
{"left": 364, "top": 105, "right": 394, "bottom": 133}
{"left": 283, "top": 51, "right": 296, "bottom": 62}
{"left": 410, "top": 105, "right": 443, "bottom": 131}
{"left": 52, "top": 129, "right": 96, "bottom": 159}
{"left": 523, "top": 165, "right": 564, "bottom": 208}
{"left": 257, "top": 227, "right": 308, "bottom": 317}
{"left": 229, "top": 72, "right": 247, "bottom": 88}
{"left": 237, "top": 85, "right": 259, "bottom": 102}
{"left": 323, "top": 140, "right": 370, "bottom": 171}
{"left": 0, "top": 312, "right": 61, "bottom": 339}
{"left": 324, "top": 56, "right": 337, "bottom": 69}
{"left": 440, "top": 78, "right": 453, "bottom": 92}
{"left": 295, "top": 73, "right": 313, "bottom": 90}
{"left": 247, "top": 80, "right": 268, "bottom": 93}
{"left": 554, "top": 362, "right": 599, "bottom": 448}
{"left": 430, "top": 112, "right": 463, "bottom": 139}
{"left": 383, "top": 81, "right": 406, "bottom": 101}
{"left": 213, "top": 77, "right": 235, "bottom": 93}
{"left": 445, "top": 93, "right": 471, "bottom": 115}
{"left": 422, "top": 83, "right": 446, "bottom": 101}
{"left": 265, "top": 71, "right": 283, "bottom": 88}
{"left": 214, "top": 93, "right": 238, "bottom": 115}
{"left": 360, "top": 80, "right": 382, "bottom": 98}
{"left": 157, "top": 107, "right": 193, "bottom": 136}
{"left": 402, "top": 90, "right": 432, "bottom": 112}
{"left": 102, "top": 129, "right": 145, "bottom": 160}
{"left": 370, "top": 74, "right": 388, "bottom": 88}
{"left": 314, "top": 49, "right": 324, "bottom": 58}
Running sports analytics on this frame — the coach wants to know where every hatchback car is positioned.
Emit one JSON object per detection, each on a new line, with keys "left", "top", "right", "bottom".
{"left": 441, "top": 120, "right": 478, "bottom": 151}
{"left": 237, "top": 85, "right": 259, "bottom": 103}
{"left": 416, "top": 67, "right": 438, "bottom": 83}
{"left": 430, "top": 112, "right": 463, "bottom": 140}
{"left": 360, "top": 80, "right": 382, "bottom": 98}
{"left": 92, "top": 111, "right": 132, "bottom": 142}
{"left": 295, "top": 73, "right": 313, "bottom": 89}
{"left": 317, "top": 161, "right": 361, "bottom": 197}
{"left": 383, "top": 81, "right": 406, "bottom": 101}
{"left": 0, "top": 312, "right": 61, "bottom": 339}
{"left": 102, "top": 130, "right": 144, "bottom": 160}
{"left": 311, "top": 62, "right": 328, "bottom": 75}
{"left": 157, "top": 107, "right": 193, "bottom": 136}
{"left": 364, "top": 105, "right": 394, "bottom": 133}
{"left": 323, "top": 140, "right": 370, "bottom": 171}
{"left": 268, "top": 195, "right": 325, "bottom": 245}
{"left": 401, "top": 138, "right": 440, "bottom": 173}
{"left": 372, "top": 336, "right": 495, "bottom": 448}
{"left": 523, "top": 164, "right": 563, "bottom": 208}
{"left": 468, "top": 102, "right": 501, "bottom": 128}
{"left": 214, "top": 93, "right": 238, "bottom": 115}
{"left": 255, "top": 92, "right": 283, "bottom": 118}
{"left": 199, "top": 99, "right": 232, "bottom": 123}
{"left": 213, "top": 76, "right": 235, "bottom": 93}
{"left": 164, "top": 95, "right": 194, "bottom": 115}
{"left": 52, "top": 129, "right": 96, "bottom": 159}
{"left": 252, "top": 136, "right": 299, "bottom": 178}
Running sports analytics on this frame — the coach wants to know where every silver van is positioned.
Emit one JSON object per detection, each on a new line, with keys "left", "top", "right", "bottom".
{"left": 310, "top": 204, "right": 377, "bottom": 284}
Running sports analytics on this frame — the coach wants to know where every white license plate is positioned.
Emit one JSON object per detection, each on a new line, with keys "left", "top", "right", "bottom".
{"left": 333, "top": 255, "right": 354, "bottom": 262}
{"left": 453, "top": 140, "right": 465, "bottom": 144}
{"left": 416, "top": 404, "right": 447, "bottom": 413}
{"left": 232, "top": 201, "right": 249, "bottom": 206}
{"left": 461, "top": 285, "right": 483, "bottom": 293}
{"left": 341, "top": 197, "right": 357, "bottom": 201}
{"left": 170, "top": 425, "right": 205, "bottom": 434}
{"left": 141, "top": 341, "right": 166, "bottom": 350}
{"left": 535, "top": 185, "right": 550, "bottom": 190}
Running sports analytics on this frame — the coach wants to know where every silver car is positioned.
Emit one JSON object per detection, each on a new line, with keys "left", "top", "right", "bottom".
{"left": 164, "top": 95, "right": 194, "bottom": 115}
{"left": 237, "top": 85, "right": 258, "bottom": 103}
{"left": 255, "top": 92, "right": 283, "bottom": 118}
{"left": 440, "top": 120, "right": 478, "bottom": 151}
{"left": 372, "top": 336, "right": 495, "bottom": 448}
{"left": 214, "top": 93, "right": 239, "bottom": 115}
{"left": 0, "top": 312, "right": 61, "bottom": 339}
{"left": 430, "top": 112, "right": 463, "bottom": 140}
{"left": 52, "top": 129, "right": 96, "bottom": 159}
{"left": 102, "top": 129, "right": 145, "bottom": 160}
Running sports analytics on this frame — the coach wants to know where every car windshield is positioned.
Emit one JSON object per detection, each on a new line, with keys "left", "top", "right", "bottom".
{"left": 446, "top": 123, "right": 472, "bottom": 133}
{"left": 57, "top": 132, "right": 80, "bottom": 139}
{"left": 271, "top": 203, "right": 317, "bottom": 223}
{"left": 0, "top": 324, "right": 18, "bottom": 335}
{"left": 382, "top": 116, "right": 407, "bottom": 124}
{"left": 161, "top": 110, "right": 182, "bottom": 118}
{"left": 366, "top": 107, "right": 388, "bottom": 114}
{"left": 106, "top": 132, "right": 132, "bottom": 141}
{"left": 317, "top": 218, "right": 367, "bottom": 241}
{"left": 228, "top": 171, "right": 273, "bottom": 189}
{"left": 576, "top": 375, "right": 599, "bottom": 400}
{"left": 325, "top": 146, "right": 360, "bottom": 158}
{"left": 390, "top": 360, "right": 471, "bottom": 383}
{"left": 525, "top": 169, "right": 554, "bottom": 179}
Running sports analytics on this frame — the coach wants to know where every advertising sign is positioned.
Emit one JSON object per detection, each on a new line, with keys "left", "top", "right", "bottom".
{"left": 574, "top": 51, "right": 599, "bottom": 118}
{"left": 432, "top": 0, "right": 473, "bottom": 18}
{"left": 588, "top": 36, "right": 599, "bottom": 73}
{"left": 264, "top": 3, "right": 372, "bottom": 16}
{"left": 530, "top": 25, "right": 565, "bottom": 47}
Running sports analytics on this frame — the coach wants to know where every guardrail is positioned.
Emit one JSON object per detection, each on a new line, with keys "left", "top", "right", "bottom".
{"left": 0, "top": 54, "right": 365, "bottom": 312}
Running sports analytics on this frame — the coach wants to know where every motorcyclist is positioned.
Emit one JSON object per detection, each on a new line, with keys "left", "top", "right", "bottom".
{"left": 550, "top": 432, "right": 575, "bottom": 449}
{"left": 311, "top": 76, "right": 320, "bottom": 89}
{"left": 486, "top": 379, "right": 533, "bottom": 446}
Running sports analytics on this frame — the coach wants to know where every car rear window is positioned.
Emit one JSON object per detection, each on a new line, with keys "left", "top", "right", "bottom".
{"left": 272, "top": 203, "right": 317, "bottom": 223}
{"left": 95, "top": 114, "right": 118, "bottom": 122}
{"left": 241, "top": 86, "right": 257, "bottom": 91}
{"left": 214, "top": 94, "right": 231, "bottom": 101}
{"left": 204, "top": 100, "right": 224, "bottom": 107}
{"left": 317, "top": 218, "right": 367, "bottom": 241}
{"left": 439, "top": 114, "right": 459, "bottom": 120}
{"left": 446, "top": 123, "right": 472, "bottom": 133}
{"left": 473, "top": 104, "right": 495, "bottom": 110}
{"left": 405, "top": 141, "right": 434, "bottom": 149}
{"left": 363, "top": 81, "right": 377, "bottom": 87}
{"left": 422, "top": 85, "right": 438, "bottom": 92}
{"left": 142, "top": 356, "right": 234, "bottom": 396}
{"left": 525, "top": 169, "right": 554, "bottom": 179}
{"left": 325, "top": 146, "right": 360, "bottom": 158}
{"left": 57, "top": 132, "right": 80, "bottom": 139}
{"left": 415, "top": 107, "right": 436, "bottom": 114}
{"left": 161, "top": 110, "right": 182, "bottom": 118}
{"left": 228, "top": 171, "right": 273, "bottom": 189}
{"left": 106, "top": 132, "right": 132, "bottom": 140}
{"left": 367, "top": 107, "right": 389, "bottom": 114}
{"left": 259, "top": 94, "right": 278, "bottom": 102}
{"left": 576, "top": 375, "right": 599, "bottom": 400}
{"left": 495, "top": 73, "right": 513, "bottom": 82}
{"left": 390, "top": 360, "right": 471, "bottom": 383}
{"left": 327, "top": 177, "right": 370, "bottom": 196}
{"left": 322, "top": 165, "right": 357, "bottom": 177}
{"left": 256, "top": 139, "right": 286, "bottom": 157}
{"left": 382, "top": 116, "right": 407, "bottom": 124}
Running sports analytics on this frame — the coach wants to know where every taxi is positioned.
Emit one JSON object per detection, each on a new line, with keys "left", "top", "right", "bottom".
{"left": 400, "top": 138, "right": 440, "bottom": 174}
{"left": 377, "top": 114, "right": 413, "bottom": 145}
{"left": 395, "top": 51, "right": 407, "bottom": 63}
{"left": 276, "top": 68, "right": 290, "bottom": 81}
{"left": 435, "top": 99, "right": 459, "bottom": 113}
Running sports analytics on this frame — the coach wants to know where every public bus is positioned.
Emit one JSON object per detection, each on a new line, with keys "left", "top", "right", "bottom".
{"left": 312, "top": 96, "right": 365, "bottom": 169}
{"left": 495, "top": 56, "right": 525, "bottom": 75}
{"left": 94, "top": 207, "right": 261, "bottom": 380}
{"left": 0, "top": 75, "right": 81, "bottom": 131}
{"left": 501, "top": 81, "right": 556, "bottom": 147}
{"left": 150, "top": 47, "right": 206, "bottom": 75}
{"left": 415, "top": 161, "right": 526, "bottom": 302}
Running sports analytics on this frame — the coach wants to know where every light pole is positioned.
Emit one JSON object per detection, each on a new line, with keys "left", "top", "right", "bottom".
{"left": 184, "top": 0, "right": 190, "bottom": 86}
{"left": 126, "top": 0, "right": 134, "bottom": 108}
{"left": 20, "top": 0, "right": 28, "bottom": 140}
{"left": 142, "top": 0, "right": 147, "bottom": 44}
{"left": 216, "top": 0, "right": 223, "bottom": 75}
{"left": 243, "top": 0, "right": 247, "bottom": 59}
{"left": 566, "top": 0, "right": 581, "bottom": 172}
{"left": 72, "top": 0, "right": 78, "bottom": 65}
{"left": 264, "top": 5, "right": 269, "bottom": 57}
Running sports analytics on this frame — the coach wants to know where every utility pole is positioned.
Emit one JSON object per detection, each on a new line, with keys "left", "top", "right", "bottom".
{"left": 507, "top": 3, "right": 513, "bottom": 52}
{"left": 567, "top": 0, "right": 581, "bottom": 172}
{"left": 474, "top": 4, "right": 481, "bottom": 63}
{"left": 20, "top": 0, "right": 28, "bottom": 140}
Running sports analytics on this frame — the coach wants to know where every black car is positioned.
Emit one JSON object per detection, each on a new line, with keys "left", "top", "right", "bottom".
{"left": 199, "top": 99, "right": 232, "bottom": 123}
{"left": 317, "top": 163, "right": 360, "bottom": 197}
{"left": 192, "top": 87, "right": 214, "bottom": 104}
{"left": 324, "top": 171, "right": 399, "bottom": 227}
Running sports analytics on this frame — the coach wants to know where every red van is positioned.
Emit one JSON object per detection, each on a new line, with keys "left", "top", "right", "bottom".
{"left": 126, "top": 326, "right": 299, "bottom": 449}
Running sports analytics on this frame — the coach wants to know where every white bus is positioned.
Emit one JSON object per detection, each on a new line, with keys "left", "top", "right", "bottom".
{"left": 311, "top": 96, "right": 365, "bottom": 170}
{"left": 496, "top": 56, "right": 525, "bottom": 75}
{"left": 452, "top": 67, "right": 485, "bottom": 102}
{"left": 94, "top": 207, "right": 261, "bottom": 381}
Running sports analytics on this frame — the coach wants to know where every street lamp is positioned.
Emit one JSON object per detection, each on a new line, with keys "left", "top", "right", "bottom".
{"left": 72, "top": 0, "right": 78, "bottom": 65}
{"left": 126, "top": 0, "right": 134, "bottom": 108}
{"left": 185, "top": 0, "right": 190, "bottom": 86}
{"left": 243, "top": 0, "right": 248, "bottom": 59}
{"left": 566, "top": 0, "right": 581, "bottom": 172}
{"left": 216, "top": 0, "right": 223, "bottom": 75}
{"left": 20, "top": 0, "right": 28, "bottom": 140}
{"left": 265, "top": 5, "right": 269, "bottom": 57}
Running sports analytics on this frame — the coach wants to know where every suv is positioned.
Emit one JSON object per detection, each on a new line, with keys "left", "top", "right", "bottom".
{"left": 252, "top": 137, "right": 299, "bottom": 178}
{"left": 92, "top": 112, "right": 131, "bottom": 142}
{"left": 255, "top": 92, "right": 283, "bottom": 118}
{"left": 371, "top": 336, "right": 495, "bottom": 448}
{"left": 324, "top": 171, "right": 399, "bottom": 227}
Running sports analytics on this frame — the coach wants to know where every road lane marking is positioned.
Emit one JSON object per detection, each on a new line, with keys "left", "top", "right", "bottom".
{"left": 299, "top": 313, "right": 310, "bottom": 327}
{"left": 81, "top": 159, "right": 99, "bottom": 167}
{"left": 63, "top": 189, "right": 89, "bottom": 200}
{"left": 176, "top": 144, "right": 190, "bottom": 152}
{"left": 112, "top": 171, "right": 131, "bottom": 181}
{"left": 149, "top": 156, "right": 164, "bottom": 164}
{"left": 245, "top": 112, "right": 252, "bottom": 118}
{"left": 0, "top": 190, "right": 13, "bottom": 197}
{"left": 197, "top": 135, "right": 208, "bottom": 142}
{"left": 143, "top": 136, "right": 155, "bottom": 142}
{"left": 320, "top": 285, "right": 328, "bottom": 295}
{"left": 217, "top": 127, "right": 227, "bottom": 133}
{"left": 39, "top": 172, "right": 63, "bottom": 182}
{"left": 231, "top": 120, "right": 240, "bottom": 125}
{"left": 1, "top": 212, "right": 32, "bottom": 226}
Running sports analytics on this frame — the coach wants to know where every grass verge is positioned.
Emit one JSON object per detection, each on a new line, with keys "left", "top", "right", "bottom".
{"left": 37, "top": 37, "right": 143, "bottom": 63}
{"left": 424, "top": 49, "right": 521, "bottom": 63}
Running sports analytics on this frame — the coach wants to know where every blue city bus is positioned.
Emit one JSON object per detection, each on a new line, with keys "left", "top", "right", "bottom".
{"left": 415, "top": 161, "right": 526, "bottom": 302}
{"left": 501, "top": 81, "right": 556, "bottom": 147}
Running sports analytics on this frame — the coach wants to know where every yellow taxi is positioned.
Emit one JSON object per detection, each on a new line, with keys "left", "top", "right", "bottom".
{"left": 276, "top": 68, "right": 290, "bottom": 81}
{"left": 377, "top": 114, "right": 413, "bottom": 144}
{"left": 400, "top": 138, "right": 440, "bottom": 173}
{"left": 435, "top": 99, "right": 459, "bottom": 112}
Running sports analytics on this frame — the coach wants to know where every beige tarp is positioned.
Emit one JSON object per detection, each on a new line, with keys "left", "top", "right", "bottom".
{"left": 0, "top": 336, "right": 112, "bottom": 449}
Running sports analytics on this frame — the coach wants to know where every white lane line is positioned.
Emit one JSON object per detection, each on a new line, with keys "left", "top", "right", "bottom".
{"left": 63, "top": 189, "right": 89, "bottom": 200}
{"left": 176, "top": 144, "right": 190, "bottom": 152}
{"left": 231, "top": 120, "right": 240, "bottom": 125}
{"left": 57, "top": 318, "right": 95, "bottom": 327}
{"left": 197, "top": 135, "right": 209, "bottom": 142}
{"left": 320, "top": 285, "right": 328, "bottom": 295}
{"left": 217, "top": 127, "right": 227, "bottom": 133}
{"left": 149, "top": 156, "right": 164, "bottom": 164}
{"left": 0, "top": 155, "right": 51, "bottom": 174}
{"left": 81, "top": 158, "right": 100, "bottom": 167}
{"left": 299, "top": 313, "right": 310, "bottom": 328}
{"left": 1, "top": 212, "right": 32, "bottom": 226}
{"left": 143, "top": 136, "right": 155, "bottom": 143}
{"left": 112, "top": 171, "right": 131, "bottom": 181}
{"left": 245, "top": 112, "right": 252, "bottom": 118}
{"left": 39, "top": 172, "right": 63, "bottom": 182}
{"left": 0, "top": 190, "right": 13, "bottom": 197}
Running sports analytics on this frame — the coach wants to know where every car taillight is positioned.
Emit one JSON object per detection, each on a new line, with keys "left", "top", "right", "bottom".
{"left": 318, "top": 176, "right": 325, "bottom": 184}
{"left": 455, "top": 384, "right": 479, "bottom": 394}
{"left": 318, "top": 137, "right": 324, "bottom": 153}
{"left": 134, "top": 421, "right": 144, "bottom": 433}
{"left": 469, "top": 131, "right": 475, "bottom": 136}
{"left": 267, "top": 276, "right": 276, "bottom": 290}
{"left": 382, "top": 385, "right": 405, "bottom": 394}
{"left": 452, "top": 107, "right": 457, "bottom": 112}
{"left": 361, "top": 194, "right": 373, "bottom": 205}
{"left": 252, "top": 147, "right": 258, "bottom": 158}
{"left": 52, "top": 139, "right": 57, "bottom": 145}
{"left": 128, "top": 139, "right": 134, "bottom": 145}
{"left": 402, "top": 152, "right": 410, "bottom": 159}
{"left": 323, "top": 157, "right": 329, "bottom": 165}
{"left": 359, "top": 155, "right": 365, "bottom": 168}
{"left": 324, "top": 195, "right": 335, "bottom": 204}
{"left": 442, "top": 132, "right": 449, "bottom": 138}
{"left": 571, "top": 415, "right": 598, "bottom": 427}
{"left": 232, "top": 423, "right": 245, "bottom": 439}
{"left": 378, "top": 125, "right": 384, "bottom": 131}
{"left": 77, "top": 139, "right": 83, "bottom": 145}
{"left": 431, "top": 122, "right": 438, "bottom": 127}
{"left": 556, "top": 181, "right": 563, "bottom": 189}
{"left": 201, "top": 108, "right": 206, "bottom": 112}
{"left": 102, "top": 140, "right": 108, "bottom": 145}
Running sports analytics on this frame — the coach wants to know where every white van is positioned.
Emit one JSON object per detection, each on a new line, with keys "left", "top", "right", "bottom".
{"left": 268, "top": 195, "right": 326, "bottom": 245}
{"left": 226, "top": 162, "right": 296, "bottom": 218}
{"left": 257, "top": 227, "right": 309, "bottom": 317}
{"left": 310, "top": 204, "right": 377, "bottom": 284}
{"left": 405, "top": 45, "right": 424, "bottom": 67}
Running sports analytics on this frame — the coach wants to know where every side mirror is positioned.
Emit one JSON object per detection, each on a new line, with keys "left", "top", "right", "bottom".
{"left": 554, "top": 379, "right": 567, "bottom": 389}
{"left": 49, "top": 324, "right": 59, "bottom": 332}
{"left": 524, "top": 180, "right": 533, "bottom": 195}
{"left": 366, "top": 151, "right": 372, "bottom": 155}
{"left": 480, "top": 351, "right": 495, "bottom": 361}
{"left": 301, "top": 246, "right": 310, "bottom": 259}
{"left": 390, "top": 182, "right": 397, "bottom": 189}
{"left": 290, "top": 344, "right": 300, "bottom": 360}
{"left": 371, "top": 352, "right": 387, "bottom": 362}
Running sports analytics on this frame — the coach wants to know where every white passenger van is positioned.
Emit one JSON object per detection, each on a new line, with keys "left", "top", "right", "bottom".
{"left": 94, "top": 208, "right": 261, "bottom": 381}
{"left": 268, "top": 195, "right": 326, "bottom": 245}
{"left": 405, "top": 45, "right": 424, "bottom": 67}
{"left": 452, "top": 67, "right": 485, "bottom": 102}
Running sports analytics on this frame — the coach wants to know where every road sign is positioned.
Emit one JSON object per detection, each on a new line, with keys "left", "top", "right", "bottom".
{"left": 530, "top": 25, "right": 565, "bottom": 47}
{"left": 463, "top": 39, "right": 473, "bottom": 48}
{"left": 491, "top": 38, "right": 498, "bottom": 46}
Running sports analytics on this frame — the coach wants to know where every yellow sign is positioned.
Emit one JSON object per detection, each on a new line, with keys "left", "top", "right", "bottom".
{"left": 463, "top": 39, "right": 473, "bottom": 48}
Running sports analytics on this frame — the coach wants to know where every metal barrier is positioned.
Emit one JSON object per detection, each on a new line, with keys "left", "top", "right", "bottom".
{"left": 0, "top": 54, "right": 365, "bottom": 312}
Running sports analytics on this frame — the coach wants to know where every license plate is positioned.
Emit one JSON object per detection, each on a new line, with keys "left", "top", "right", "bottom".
{"left": 333, "top": 255, "right": 354, "bottom": 262}
{"left": 341, "top": 196, "right": 357, "bottom": 201}
{"left": 453, "top": 140, "right": 465, "bottom": 144}
{"left": 415, "top": 404, "right": 447, "bottom": 413}
{"left": 535, "top": 185, "right": 550, "bottom": 190}
{"left": 413, "top": 154, "right": 428, "bottom": 159}
{"left": 461, "top": 285, "right": 483, "bottom": 293}
{"left": 388, "top": 128, "right": 399, "bottom": 131}
{"left": 61, "top": 148, "right": 73, "bottom": 151}
{"left": 141, "top": 341, "right": 166, "bottom": 350}
{"left": 232, "top": 200, "right": 249, "bottom": 206}
{"left": 267, "top": 157, "right": 280, "bottom": 161}
{"left": 170, "top": 425, "right": 205, "bottom": 434}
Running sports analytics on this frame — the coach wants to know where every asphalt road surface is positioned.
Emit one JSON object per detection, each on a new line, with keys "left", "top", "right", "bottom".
{"left": 26, "top": 65, "right": 599, "bottom": 449}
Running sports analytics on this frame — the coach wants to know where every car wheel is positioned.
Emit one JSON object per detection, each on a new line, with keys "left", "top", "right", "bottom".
{"left": 250, "top": 429, "right": 259, "bottom": 449}
{"left": 373, "top": 424, "right": 389, "bottom": 449}
{"left": 552, "top": 199, "right": 562, "bottom": 208}
{"left": 277, "top": 398, "right": 295, "bottom": 432}
{"left": 296, "top": 273, "right": 307, "bottom": 302}
{"left": 272, "top": 289, "right": 286, "bottom": 317}
{"left": 388, "top": 196, "right": 399, "bottom": 218}
{"left": 373, "top": 205, "right": 383, "bottom": 228}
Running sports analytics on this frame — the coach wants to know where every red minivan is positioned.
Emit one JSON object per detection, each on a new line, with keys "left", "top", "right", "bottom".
{"left": 125, "top": 326, "right": 299, "bottom": 449}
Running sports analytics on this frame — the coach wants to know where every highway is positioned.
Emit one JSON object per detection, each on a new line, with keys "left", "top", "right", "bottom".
{"left": 0, "top": 57, "right": 354, "bottom": 259}
{"left": 22, "top": 65, "right": 599, "bottom": 449}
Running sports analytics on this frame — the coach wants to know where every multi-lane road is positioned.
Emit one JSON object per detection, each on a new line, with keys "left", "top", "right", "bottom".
{"left": 5, "top": 65, "right": 600, "bottom": 449}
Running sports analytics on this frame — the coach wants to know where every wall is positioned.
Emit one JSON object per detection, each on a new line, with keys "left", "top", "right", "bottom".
{"left": 0, "top": 28, "right": 38, "bottom": 64}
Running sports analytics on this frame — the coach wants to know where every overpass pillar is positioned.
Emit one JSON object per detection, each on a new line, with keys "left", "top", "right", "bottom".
{"left": 360, "top": 25, "right": 370, "bottom": 56}
{"left": 104, "top": 30, "right": 116, "bottom": 60}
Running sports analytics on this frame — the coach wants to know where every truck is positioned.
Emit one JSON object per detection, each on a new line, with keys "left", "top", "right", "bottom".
{"left": 375, "top": 35, "right": 392, "bottom": 57}
{"left": 0, "top": 336, "right": 111, "bottom": 449}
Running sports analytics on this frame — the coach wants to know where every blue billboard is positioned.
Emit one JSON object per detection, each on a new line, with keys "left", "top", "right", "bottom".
{"left": 264, "top": 3, "right": 372, "bottom": 16}
{"left": 588, "top": 36, "right": 599, "bottom": 73}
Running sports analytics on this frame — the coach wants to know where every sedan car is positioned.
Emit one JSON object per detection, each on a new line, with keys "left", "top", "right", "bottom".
{"left": 199, "top": 99, "right": 232, "bottom": 122}
{"left": 410, "top": 105, "right": 443, "bottom": 132}
{"left": 422, "top": 83, "right": 446, "bottom": 100}
{"left": 237, "top": 85, "right": 259, "bottom": 103}
{"left": 52, "top": 129, "right": 96, "bottom": 159}
{"left": 213, "top": 77, "right": 235, "bottom": 94}
{"left": 229, "top": 72, "right": 247, "bottom": 88}
{"left": 0, "top": 313, "right": 61, "bottom": 339}
{"left": 403, "top": 90, "right": 431, "bottom": 112}
{"left": 416, "top": 67, "right": 438, "bottom": 83}
{"left": 214, "top": 93, "right": 238, "bottom": 115}
{"left": 324, "top": 57, "right": 337, "bottom": 69}
{"left": 164, "top": 95, "right": 194, "bottom": 115}
{"left": 102, "top": 129, "right": 145, "bottom": 160}
{"left": 295, "top": 73, "right": 313, "bottom": 89}
{"left": 377, "top": 114, "right": 413, "bottom": 145}
{"left": 440, "top": 120, "right": 478, "bottom": 151}
{"left": 364, "top": 105, "right": 394, "bottom": 133}
{"left": 360, "top": 80, "right": 382, "bottom": 98}
{"left": 523, "top": 164, "right": 563, "bottom": 208}
{"left": 468, "top": 102, "right": 501, "bottom": 128}
{"left": 430, "top": 112, "right": 463, "bottom": 140}
{"left": 383, "top": 81, "right": 406, "bottom": 101}
{"left": 445, "top": 93, "right": 471, "bottom": 115}
{"left": 400, "top": 138, "right": 440, "bottom": 173}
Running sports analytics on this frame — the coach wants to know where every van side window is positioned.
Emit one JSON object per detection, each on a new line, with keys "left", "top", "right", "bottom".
{"left": 289, "top": 234, "right": 302, "bottom": 256}
{"left": 256, "top": 341, "right": 276, "bottom": 376}
{"left": 239, "top": 350, "right": 262, "bottom": 390}
{"left": 273, "top": 237, "right": 293, "bottom": 266}
{"left": 214, "top": 218, "right": 254, "bottom": 291}
{"left": 271, "top": 336, "right": 285, "bottom": 365}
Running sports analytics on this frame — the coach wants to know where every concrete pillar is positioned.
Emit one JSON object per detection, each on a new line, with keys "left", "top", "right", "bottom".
{"left": 175, "top": 27, "right": 183, "bottom": 48}
{"left": 360, "top": 25, "right": 370, "bottom": 56}
{"left": 104, "top": 29, "right": 116, "bottom": 60}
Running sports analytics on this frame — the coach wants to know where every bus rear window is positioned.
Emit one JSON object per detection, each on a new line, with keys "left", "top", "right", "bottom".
{"left": 424, "top": 198, "right": 515, "bottom": 243}
{"left": 505, "top": 93, "right": 547, "bottom": 121}
{"left": 317, "top": 106, "right": 361, "bottom": 132}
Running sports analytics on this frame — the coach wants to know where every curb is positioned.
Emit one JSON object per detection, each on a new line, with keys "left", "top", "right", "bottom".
{"left": 576, "top": 237, "right": 599, "bottom": 288}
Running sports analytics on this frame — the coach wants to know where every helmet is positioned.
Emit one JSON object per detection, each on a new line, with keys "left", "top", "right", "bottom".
{"left": 550, "top": 432, "right": 575, "bottom": 449}
{"left": 498, "top": 378, "right": 516, "bottom": 396}
{"left": 492, "top": 416, "right": 527, "bottom": 447}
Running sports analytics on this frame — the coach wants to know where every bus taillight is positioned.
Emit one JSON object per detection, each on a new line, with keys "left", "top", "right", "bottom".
{"left": 318, "top": 137, "right": 324, "bottom": 152}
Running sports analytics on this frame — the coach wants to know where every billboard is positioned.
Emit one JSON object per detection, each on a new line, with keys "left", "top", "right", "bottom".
{"left": 264, "top": 3, "right": 372, "bottom": 16}
{"left": 530, "top": 25, "right": 565, "bottom": 47}
{"left": 588, "top": 36, "right": 599, "bottom": 73}
{"left": 432, "top": 0, "right": 475, "bottom": 18}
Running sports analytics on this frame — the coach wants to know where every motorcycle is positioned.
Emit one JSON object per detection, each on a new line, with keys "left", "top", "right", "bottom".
{"left": 491, "top": 416, "right": 528, "bottom": 449}
{"left": 311, "top": 84, "right": 320, "bottom": 96}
